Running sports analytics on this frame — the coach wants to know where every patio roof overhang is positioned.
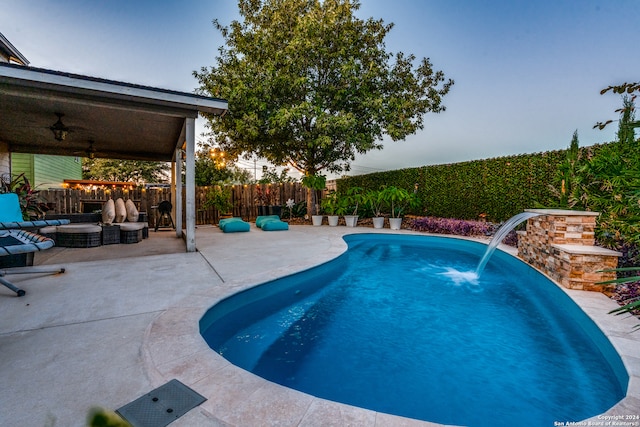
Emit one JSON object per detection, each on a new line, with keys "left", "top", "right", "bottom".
{"left": 0, "top": 62, "right": 227, "bottom": 162}
{"left": 0, "top": 62, "right": 228, "bottom": 252}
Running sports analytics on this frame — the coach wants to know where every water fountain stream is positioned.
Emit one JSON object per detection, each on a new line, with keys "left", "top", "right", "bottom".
{"left": 475, "top": 211, "right": 541, "bottom": 276}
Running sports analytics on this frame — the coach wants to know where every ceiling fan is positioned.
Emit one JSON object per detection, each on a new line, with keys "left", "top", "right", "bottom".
{"left": 73, "top": 140, "right": 98, "bottom": 159}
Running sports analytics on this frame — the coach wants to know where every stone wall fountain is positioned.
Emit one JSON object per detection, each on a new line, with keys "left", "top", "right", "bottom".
{"left": 517, "top": 209, "right": 621, "bottom": 293}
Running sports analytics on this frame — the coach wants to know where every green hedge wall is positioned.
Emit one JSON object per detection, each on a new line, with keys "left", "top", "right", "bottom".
{"left": 337, "top": 149, "right": 569, "bottom": 223}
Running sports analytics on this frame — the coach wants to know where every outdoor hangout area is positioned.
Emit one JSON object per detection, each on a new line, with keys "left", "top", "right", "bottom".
{"left": 1, "top": 1, "right": 639, "bottom": 425}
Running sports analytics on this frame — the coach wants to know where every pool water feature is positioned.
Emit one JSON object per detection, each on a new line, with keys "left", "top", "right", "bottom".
{"left": 200, "top": 234, "right": 627, "bottom": 427}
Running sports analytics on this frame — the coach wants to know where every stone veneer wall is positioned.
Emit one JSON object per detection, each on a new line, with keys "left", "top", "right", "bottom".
{"left": 517, "top": 209, "right": 620, "bottom": 293}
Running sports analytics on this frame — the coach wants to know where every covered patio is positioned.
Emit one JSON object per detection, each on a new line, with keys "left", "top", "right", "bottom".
{"left": 0, "top": 61, "right": 228, "bottom": 251}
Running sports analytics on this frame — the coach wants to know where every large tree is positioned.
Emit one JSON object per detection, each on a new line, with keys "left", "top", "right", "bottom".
{"left": 194, "top": 144, "right": 253, "bottom": 185}
{"left": 82, "top": 159, "right": 169, "bottom": 184}
{"left": 194, "top": 0, "right": 453, "bottom": 180}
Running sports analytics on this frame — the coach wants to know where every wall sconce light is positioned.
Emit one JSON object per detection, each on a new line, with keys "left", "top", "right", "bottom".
{"left": 50, "top": 113, "right": 69, "bottom": 141}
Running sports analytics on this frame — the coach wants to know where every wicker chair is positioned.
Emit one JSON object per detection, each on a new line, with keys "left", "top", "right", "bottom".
{"left": 0, "top": 193, "right": 68, "bottom": 296}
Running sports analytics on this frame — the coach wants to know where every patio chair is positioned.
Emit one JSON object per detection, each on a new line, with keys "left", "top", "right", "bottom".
{"left": 0, "top": 193, "right": 68, "bottom": 296}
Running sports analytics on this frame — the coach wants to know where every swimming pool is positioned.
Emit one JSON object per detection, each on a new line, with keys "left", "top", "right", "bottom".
{"left": 200, "top": 234, "right": 627, "bottom": 426}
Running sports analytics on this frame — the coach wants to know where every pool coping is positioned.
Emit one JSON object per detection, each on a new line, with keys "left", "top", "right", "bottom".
{"left": 142, "top": 230, "right": 640, "bottom": 426}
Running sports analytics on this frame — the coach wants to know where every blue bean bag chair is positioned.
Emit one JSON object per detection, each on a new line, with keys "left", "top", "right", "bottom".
{"left": 261, "top": 219, "right": 289, "bottom": 231}
{"left": 218, "top": 217, "right": 250, "bottom": 233}
{"left": 255, "top": 215, "right": 289, "bottom": 231}
{"left": 255, "top": 215, "right": 282, "bottom": 228}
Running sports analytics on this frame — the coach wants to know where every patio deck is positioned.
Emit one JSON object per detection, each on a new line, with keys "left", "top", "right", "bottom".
{"left": 0, "top": 225, "right": 638, "bottom": 426}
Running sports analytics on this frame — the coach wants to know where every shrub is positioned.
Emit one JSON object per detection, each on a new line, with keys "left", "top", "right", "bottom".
{"left": 410, "top": 216, "right": 494, "bottom": 237}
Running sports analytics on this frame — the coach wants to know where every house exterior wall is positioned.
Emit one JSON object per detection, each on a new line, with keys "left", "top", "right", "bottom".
{"left": 11, "top": 153, "right": 82, "bottom": 188}
{"left": 0, "top": 141, "right": 9, "bottom": 178}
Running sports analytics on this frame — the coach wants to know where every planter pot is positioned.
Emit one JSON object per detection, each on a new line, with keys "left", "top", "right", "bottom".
{"left": 312, "top": 215, "right": 324, "bottom": 226}
{"left": 389, "top": 217, "right": 403, "bottom": 230}
{"left": 327, "top": 215, "right": 339, "bottom": 226}
{"left": 268, "top": 205, "right": 282, "bottom": 217}
{"left": 257, "top": 205, "right": 269, "bottom": 216}
{"left": 344, "top": 215, "right": 358, "bottom": 227}
{"left": 372, "top": 217, "right": 385, "bottom": 229}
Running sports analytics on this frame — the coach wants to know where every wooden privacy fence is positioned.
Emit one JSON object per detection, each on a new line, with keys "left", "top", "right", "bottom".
{"left": 39, "top": 183, "right": 312, "bottom": 227}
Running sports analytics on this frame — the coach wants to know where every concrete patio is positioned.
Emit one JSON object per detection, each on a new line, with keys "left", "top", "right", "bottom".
{"left": 1, "top": 225, "right": 638, "bottom": 426}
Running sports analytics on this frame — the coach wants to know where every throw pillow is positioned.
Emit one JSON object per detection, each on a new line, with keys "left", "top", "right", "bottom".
{"left": 125, "top": 199, "right": 139, "bottom": 222}
{"left": 114, "top": 198, "right": 126, "bottom": 223}
{"left": 102, "top": 199, "right": 116, "bottom": 224}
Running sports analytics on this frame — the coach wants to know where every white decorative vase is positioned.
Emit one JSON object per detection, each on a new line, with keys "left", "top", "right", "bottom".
{"left": 344, "top": 215, "right": 358, "bottom": 227}
{"left": 312, "top": 215, "right": 324, "bottom": 226}
{"left": 389, "top": 217, "right": 403, "bottom": 230}
{"left": 372, "top": 217, "right": 385, "bottom": 229}
{"left": 327, "top": 215, "right": 339, "bottom": 226}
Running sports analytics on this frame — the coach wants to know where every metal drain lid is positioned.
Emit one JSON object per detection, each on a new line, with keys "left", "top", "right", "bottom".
{"left": 116, "top": 379, "right": 207, "bottom": 427}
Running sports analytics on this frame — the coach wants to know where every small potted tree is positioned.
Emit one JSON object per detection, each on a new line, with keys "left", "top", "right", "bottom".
{"left": 205, "top": 185, "right": 234, "bottom": 223}
{"left": 302, "top": 174, "right": 326, "bottom": 226}
{"left": 321, "top": 190, "right": 341, "bottom": 226}
{"left": 380, "top": 186, "right": 418, "bottom": 230}
{"left": 342, "top": 187, "right": 363, "bottom": 227}
{"left": 365, "top": 188, "right": 385, "bottom": 229}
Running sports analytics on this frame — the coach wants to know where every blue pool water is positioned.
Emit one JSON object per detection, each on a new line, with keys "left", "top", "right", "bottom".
{"left": 200, "top": 234, "right": 627, "bottom": 427}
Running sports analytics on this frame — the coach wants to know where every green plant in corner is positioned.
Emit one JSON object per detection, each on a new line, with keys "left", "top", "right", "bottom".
{"left": 598, "top": 267, "right": 640, "bottom": 331}
{"left": 87, "top": 406, "right": 132, "bottom": 426}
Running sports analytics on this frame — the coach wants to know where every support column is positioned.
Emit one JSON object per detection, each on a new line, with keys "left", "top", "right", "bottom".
{"left": 175, "top": 148, "right": 183, "bottom": 238}
{"left": 184, "top": 117, "right": 196, "bottom": 252}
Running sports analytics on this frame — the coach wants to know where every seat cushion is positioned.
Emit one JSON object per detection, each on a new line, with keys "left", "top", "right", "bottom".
{"left": 261, "top": 220, "right": 289, "bottom": 231}
{"left": 0, "top": 193, "right": 23, "bottom": 222}
{"left": 38, "top": 226, "right": 57, "bottom": 235}
{"left": 56, "top": 224, "right": 102, "bottom": 233}
{"left": 255, "top": 215, "right": 281, "bottom": 228}
{"left": 119, "top": 222, "right": 146, "bottom": 231}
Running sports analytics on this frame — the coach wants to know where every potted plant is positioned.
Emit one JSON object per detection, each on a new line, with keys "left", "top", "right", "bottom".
{"left": 342, "top": 187, "right": 363, "bottom": 227}
{"left": 204, "top": 185, "right": 234, "bottom": 223}
{"left": 321, "top": 190, "right": 341, "bottom": 226}
{"left": 380, "top": 186, "right": 418, "bottom": 230}
{"left": 364, "top": 188, "right": 385, "bottom": 229}
{"left": 3, "top": 173, "right": 49, "bottom": 220}
{"left": 302, "top": 174, "right": 326, "bottom": 226}
{"left": 255, "top": 187, "right": 270, "bottom": 216}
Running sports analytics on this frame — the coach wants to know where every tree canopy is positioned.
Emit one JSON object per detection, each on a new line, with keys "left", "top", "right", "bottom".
{"left": 82, "top": 159, "right": 169, "bottom": 184}
{"left": 194, "top": 0, "right": 453, "bottom": 178}
{"left": 194, "top": 143, "right": 253, "bottom": 185}
{"left": 594, "top": 82, "right": 639, "bottom": 130}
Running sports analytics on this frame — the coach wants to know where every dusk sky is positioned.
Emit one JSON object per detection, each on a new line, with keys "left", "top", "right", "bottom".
{"left": 1, "top": 0, "right": 638, "bottom": 178}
